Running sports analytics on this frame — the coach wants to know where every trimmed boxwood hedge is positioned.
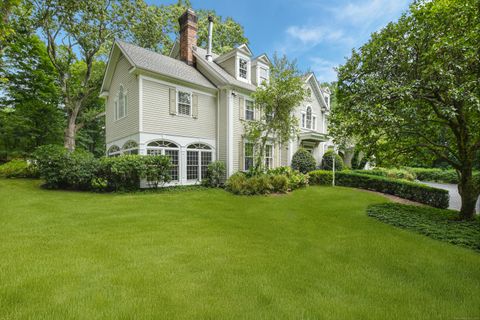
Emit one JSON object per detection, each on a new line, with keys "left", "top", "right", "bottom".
{"left": 309, "top": 170, "right": 449, "bottom": 208}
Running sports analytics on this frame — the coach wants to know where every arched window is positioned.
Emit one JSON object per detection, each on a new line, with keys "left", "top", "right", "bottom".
{"left": 122, "top": 140, "right": 138, "bottom": 155}
{"left": 306, "top": 106, "right": 312, "bottom": 129}
{"left": 115, "top": 85, "right": 127, "bottom": 120}
{"left": 186, "top": 143, "right": 213, "bottom": 181}
{"left": 108, "top": 145, "right": 121, "bottom": 157}
{"left": 147, "top": 140, "right": 179, "bottom": 181}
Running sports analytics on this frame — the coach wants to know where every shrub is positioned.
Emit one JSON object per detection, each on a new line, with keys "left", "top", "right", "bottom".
{"left": 270, "top": 174, "right": 289, "bottom": 193}
{"left": 308, "top": 170, "right": 449, "bottom": 208}
{"left": 367, "top": 203, "right": 480, "bottom": 252}
{"left": 354, "top": 167, "right": 416, "bottom": 181}
{"left": 267, "top": 166, "right": 309, "bottom": 190}
{"left": 291, "top": 148, "right": 316, "bottom": 173}
{"left": 33, "top": 145, "right": 98, "bottom": 190}
{"left": 98, "top": 155, "right": 146, "bottom": 191}
{"left": 322, "top": 150, "right": 344, "bottom": 171}
{"left": 142, "top": 155, "right": 172, "bottom": 188}
{"left": 202, "top": 161, "right": 226, "bottom": 187}
{"left": 0, "top": 159, "right": 38, "bottom": 178}
{"left": 406, "top": 167, "right": 459, "bottom": 184}
{"left": 225, "top": 172, "right": 248, "bottom": 195}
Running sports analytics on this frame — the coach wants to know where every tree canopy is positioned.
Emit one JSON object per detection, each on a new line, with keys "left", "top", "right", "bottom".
{"left": 331, "top": 0, "right": 480, "bottom": 219}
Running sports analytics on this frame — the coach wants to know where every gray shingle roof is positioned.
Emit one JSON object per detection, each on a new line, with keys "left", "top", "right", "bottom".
{"left": 116, "top": 40, "right": 216, "bottom": 89}
{"left": 194, "top": 47, "right": 257, "bottom": 92}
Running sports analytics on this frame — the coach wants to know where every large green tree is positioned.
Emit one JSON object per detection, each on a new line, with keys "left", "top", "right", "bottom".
{"left": 332, "top": 0, "right": 480, "bottom": 219}
{"left": 244, "top": 55, "right": 307, "bottom": 174}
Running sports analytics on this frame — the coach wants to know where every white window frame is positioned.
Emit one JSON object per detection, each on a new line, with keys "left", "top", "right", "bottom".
{"left": 258, "top": 66, "right": 269, "bottom": 85}
{"left": 245, "top": 99, "right": 255, "bottom": 121}
{"left": 312, "top": 115, "right": 317, "bottom": 131}
{"left": 186, "top": 144, "right": 213, "bottom": 181}
{"left": 244, "top": 141, "right": 255, "bottom": 171}
{"left": 177, "top": 90, "right": 192, "bottom": 117}
{"left": 236, "top": 54, "right": 251, "bottom": 83}
{"left": 264, "top": 144, "right": 274, "bottom": 170}
{"left": 114, "top": 84, "right": 127, "bottom": 121}
{"left": 301, "top": 112, "right": 306, "bottom": 128}
{"left": 306, "top": 106, "right": 312, "bottom": 129}
{"left": 146, "top": 141, "right": 180, "bottom": 181}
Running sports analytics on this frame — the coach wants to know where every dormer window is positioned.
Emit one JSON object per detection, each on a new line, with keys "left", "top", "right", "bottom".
{"left": 259, "top": 67, "right": 269, "bottom": 84}
{"left": 239, "top": 58, "right": 248, "bottom": 80}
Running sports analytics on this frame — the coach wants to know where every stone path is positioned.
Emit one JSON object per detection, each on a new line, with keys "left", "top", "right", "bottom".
{"left": 421, "top": 181, "right": 480, "bottom": 213}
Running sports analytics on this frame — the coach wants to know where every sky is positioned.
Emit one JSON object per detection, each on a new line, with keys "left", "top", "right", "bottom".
{"left": 149, "top": 0, "right": 411, "bottom": 83}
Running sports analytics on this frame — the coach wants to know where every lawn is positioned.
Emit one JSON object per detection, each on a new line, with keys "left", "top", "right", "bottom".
{"left": 1, "top": 179, "right": 479, "bottom": 319}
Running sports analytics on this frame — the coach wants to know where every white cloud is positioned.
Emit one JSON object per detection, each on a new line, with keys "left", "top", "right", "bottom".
{"left": 309, "top": 57, "right": 338, "bottom": 83}
{"left": 286, "top": 26, "right": 347, "bottom": 45}
{"left": 333, "top": 0, "right": 409, "bottom": 26}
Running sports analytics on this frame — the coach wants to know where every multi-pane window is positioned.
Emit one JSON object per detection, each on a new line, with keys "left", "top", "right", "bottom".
{"left": 301, "top": 113, "right": 306, "bottom": 128}
{"left": 147, "top": 140, "right": 179, "bottom": 181}
{"left": 312, "top": 116, "right": 317, "bottom": 131}
{"left": 178, "top": 91, "right": 191, "bottom": 116}
{"left": 187, "top": 151, "right": 199, "bottom": 180}
{"left": 265, "top": 145, "right": 273, "bottom": 169}
{"left": 245, "top": 100, "right": 254, "bottom": 120}
{"left": 306, "top": 107, "right": 312, "bottom": 129}
{"left": 122, "top": 141, "right": 138, "bottom": 155}
{"left": 259, "top": 67, "right": 269, "bottom": 84}
{"left": 239, "top": 58, "right": 248, "bottom": 79}
{"left": 115, "top": 85, "right": 127, "bottom": 120}
{"left": 244, "top": 142, "right": 254, "bottom": 171}
{"left": 186, "top": 144, "right": 213, "bottom": 181}
{"left": 108, "top": 145, "right": 121, "bottom": 157}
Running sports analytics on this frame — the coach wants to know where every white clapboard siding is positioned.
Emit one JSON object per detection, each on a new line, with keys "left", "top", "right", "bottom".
{"left": 105, "top": 55, "right": 139, "bottom": 143}
{"left": 142, "top": 79, "right": 216, "bottom": 140}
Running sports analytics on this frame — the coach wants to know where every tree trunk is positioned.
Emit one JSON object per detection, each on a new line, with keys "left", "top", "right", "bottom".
{"left": 64, "top": 115, "right": 77, "bottom": 151}
{"left": 342, "top": 147, "right": 355, "bottom": 169}
{"left": 457, "top": 166, "right": 479, "bottom": 220}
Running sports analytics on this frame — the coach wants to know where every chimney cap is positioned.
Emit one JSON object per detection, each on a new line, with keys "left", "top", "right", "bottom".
{"left": 178, "top": 8, "right": 198, "bottom": 25}
{"left": 208, "top": 15, "right": 214, "bottom": 22}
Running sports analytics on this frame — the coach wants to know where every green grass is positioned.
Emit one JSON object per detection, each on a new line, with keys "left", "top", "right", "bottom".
{"left": 1, "top": 179, "right": 479, "bottom": 319}
{"left": 367, "top": 203, "right": 480, "bottom": 252}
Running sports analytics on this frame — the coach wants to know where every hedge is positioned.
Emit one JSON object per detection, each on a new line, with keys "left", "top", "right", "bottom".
{"left": 406, "top": 167, "right": 459, "bottom": 184}
{"left": 354, "top": 167, "right": 416, "bottom": 181}
{"left": 0, "top": 159, "right": 38, "bottom": 178}
{"left": 309, "top": 170, "right": 449, "bottom": 208}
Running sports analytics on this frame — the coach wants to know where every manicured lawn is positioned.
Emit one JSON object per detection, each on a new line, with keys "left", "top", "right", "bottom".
{"left": 1, "top": 179, "right": 479, "bottom": 319}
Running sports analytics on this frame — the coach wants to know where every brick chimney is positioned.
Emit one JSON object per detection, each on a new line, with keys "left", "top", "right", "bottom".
{"left": 178, "top": 8, "right": 197, "bottom": 66}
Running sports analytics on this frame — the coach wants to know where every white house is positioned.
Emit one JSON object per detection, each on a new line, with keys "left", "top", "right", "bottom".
{"left": 100, "top": 9, "right": 332, "bottom": 185}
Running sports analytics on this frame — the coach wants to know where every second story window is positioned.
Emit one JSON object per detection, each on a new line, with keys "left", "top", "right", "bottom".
{"left": 239, "top": 58, "right": 248, "bottom": 80}
{"left": 306, "top": 106, "right": 312, "bottom": 129}
{"left": 245, "top": 100, "right": 254, "bottom": 120}
{"left": 259, "top": 67, "right": 269, "bottom": 84}
{"left": 115, "top": 85, "right": 127, "bottom": 120}
{"left": 177, "top": 91, "right": 191, "bottom": 116}
{"left": 301, "top": 113, "right": 306, "bottom": 128}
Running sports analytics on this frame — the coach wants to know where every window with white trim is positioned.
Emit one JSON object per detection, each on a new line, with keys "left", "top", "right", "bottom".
{"left": 259, "top": 67, "right": 269, "bottom": 84}
{"left": 239, "top": 58, "right": 248, "bottom": 80}
{"left": 177, "top": 91, "right": 191, "bottom": 116}
{"left": 108, "top": 145, "right": 121, "bottom": 157}
{"left": 186, "top": 143, "right": 213, "bottom": 181}
{"left": 264, "top": 144, "right": 273, "bottom": 169}
{"left": 147, "top": 140, "right": 179, "bottom": 181}
{"left": 306, "top": 106, "right": 312, "bottom": 129}
{"left": 312, "top": 116, "right": 317, "bottom": 131}
{"left": 115, "top": 85, "right": 127, "bottom": 120}
{"left": 245, "top": 100, "right": 254, "bottom": 120}
{"left": 122, "top": 140, "right": 138, "bottom": 155}
{"left": 301, "top": 113, "right": 306, "bottom": 128}
{"left": 244, "top": 142, "right": 254, "bottom": 171}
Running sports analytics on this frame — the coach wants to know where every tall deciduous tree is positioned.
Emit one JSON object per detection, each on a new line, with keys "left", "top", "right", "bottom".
{"left": 332, "top": 0, "right": 480, "bottom": 219}
{"left": 245, "top": 54, "right": 307, "bottom": 173}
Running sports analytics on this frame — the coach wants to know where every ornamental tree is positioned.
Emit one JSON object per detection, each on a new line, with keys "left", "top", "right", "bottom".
{"left": 332, "top": 0, "right": 480, "bottom": 219}
{"left": 244, "top": 54, "right": 307, "bottom": 174}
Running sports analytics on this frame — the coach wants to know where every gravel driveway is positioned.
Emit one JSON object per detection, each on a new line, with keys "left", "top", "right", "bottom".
{"left": 421, "top": 181, "right": 480, "bottom": 213}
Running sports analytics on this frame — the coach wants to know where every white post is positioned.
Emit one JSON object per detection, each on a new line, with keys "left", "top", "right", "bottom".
{"left": 332, "top": 146, "right": 336, "bottom": 187}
